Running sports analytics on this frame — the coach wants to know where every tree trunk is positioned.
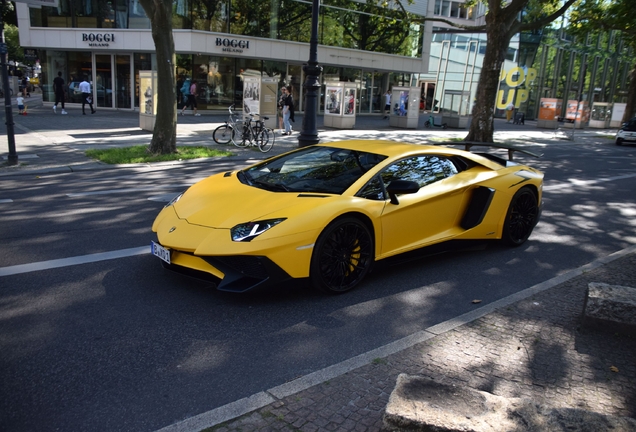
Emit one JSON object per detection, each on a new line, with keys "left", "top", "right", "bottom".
{"left": 622, "top": 62, "right": 636, "bottom": 123}
{"left": 139, "top": 0, "right": 177, "bottom": 154}
{"left": 465, "top": 16, "right": 515, "bottom": 143}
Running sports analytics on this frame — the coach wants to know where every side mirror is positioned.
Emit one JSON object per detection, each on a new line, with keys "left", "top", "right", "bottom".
{"left": 386, "top": 180, "right": 420, "bottom": 205}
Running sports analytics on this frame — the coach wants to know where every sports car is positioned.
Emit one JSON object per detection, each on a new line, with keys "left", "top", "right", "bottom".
{"left": 151, "top": 140, "right": 543, "bottom": 294}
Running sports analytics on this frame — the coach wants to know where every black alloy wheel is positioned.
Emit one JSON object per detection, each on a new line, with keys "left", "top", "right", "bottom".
{"left": 310, "top": 217, "right": 374, "bottom": 294}
{"left": 502, "top": 187, "right": 539, "bottom": 246}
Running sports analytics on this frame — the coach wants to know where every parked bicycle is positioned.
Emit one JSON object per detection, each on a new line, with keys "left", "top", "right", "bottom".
{"left": 232, "top": 113, "right": 275, "bottom": 153}
{"left": 424, "top": 113, "right": 447, "bottom": 129}
{"left": 212, "top": 104, "right": 242, "bottom": 145}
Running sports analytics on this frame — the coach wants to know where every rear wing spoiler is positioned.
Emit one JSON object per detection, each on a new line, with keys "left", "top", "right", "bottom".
{"left": 440, "top": 141, "right": 543, "bottom": 161}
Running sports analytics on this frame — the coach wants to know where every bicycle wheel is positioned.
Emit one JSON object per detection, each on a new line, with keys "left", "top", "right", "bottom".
{"left": 257, "top": 129, "right": 274, "bottom": 153}
{"left": 212, "top": 124, "right": 233, "bottom": 145}
{"left": 231, "top": 121, "right": 248, "bottom": 148}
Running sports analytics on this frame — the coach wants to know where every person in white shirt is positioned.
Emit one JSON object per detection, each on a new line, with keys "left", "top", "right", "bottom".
{"left": 383, "top": 90, "right": 391, "bottom": 119}
{"left": 16, "top": 95, "right": 25, "bottom": 115}
{"left": 79, "top": 78, "right": 95, "bottom": 115}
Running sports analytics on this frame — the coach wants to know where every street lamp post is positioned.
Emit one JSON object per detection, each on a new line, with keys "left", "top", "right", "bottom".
{"left": 297, "top": 0, "right": 322, "bottom": 148}
{"left": 1, "top": 0, "right": 18, "bottom": 165}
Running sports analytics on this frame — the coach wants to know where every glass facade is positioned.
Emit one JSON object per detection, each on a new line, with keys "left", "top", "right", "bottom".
{"left": 38, "top": 50, "right": 404, "bottom": 114}
{"left": 426, "top": 25, "right": 633, "bottom": 121}
{"left": 29, "top": 0, "right": 423, "bottom": 58}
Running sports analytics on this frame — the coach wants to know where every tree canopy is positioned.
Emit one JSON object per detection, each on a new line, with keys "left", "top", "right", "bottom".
{"left": 568, "top": 0, "right": 636, "bottom": 121}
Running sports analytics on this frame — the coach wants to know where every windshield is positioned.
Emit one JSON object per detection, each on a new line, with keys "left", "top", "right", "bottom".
{"left": 242, "top": 146, "right": 387, "bottom": 194}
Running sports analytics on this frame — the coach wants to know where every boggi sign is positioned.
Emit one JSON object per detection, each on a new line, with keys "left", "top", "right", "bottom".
{"left": 82, "top": 33, "right": 115, "bottom": 47}
{"left": 215, "top": 38, "right": 250, "bottom": 53}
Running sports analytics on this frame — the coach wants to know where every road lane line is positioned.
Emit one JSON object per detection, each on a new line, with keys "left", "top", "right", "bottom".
{"left": 67, "top": 185, "right": 190, "bottom": 197}
{"left": 0, "top": 246, "right": 149, "bottom": 277}
{"left": 543, "top": 172, "right": 636, "bottom": 191}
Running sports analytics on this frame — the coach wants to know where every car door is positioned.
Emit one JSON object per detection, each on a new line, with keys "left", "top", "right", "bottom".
{"left": 375, "top": 155, "right": 467, "bottom": 257}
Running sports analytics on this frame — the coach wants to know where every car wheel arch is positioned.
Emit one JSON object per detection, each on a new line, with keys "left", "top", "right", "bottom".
{"left": 500, "top": 185, "right": 540, "bottom": 246}
{"left": 325, "top": 211, "right": 376, "bottom": 249}
{"left": 310, "top": 212, "right": 376, "bottom": 294}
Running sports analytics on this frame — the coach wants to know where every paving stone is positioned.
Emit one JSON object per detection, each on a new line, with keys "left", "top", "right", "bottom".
{"left": 214, "top": 252, "right": 636, "bottom": 431}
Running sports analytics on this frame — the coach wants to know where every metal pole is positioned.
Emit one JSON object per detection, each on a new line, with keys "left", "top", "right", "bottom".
{"left": 1, "top": 0, "right": 17, "bottom": 166}
{"left": 297, "top": 0, "right": 322, "bottom": 148}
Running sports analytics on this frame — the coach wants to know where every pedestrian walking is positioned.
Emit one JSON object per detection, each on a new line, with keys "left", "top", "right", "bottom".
{"left": 278, "top": 87, "right": 285, "bottom": 132}
{"left": 282, "top": 86, "right": 294, "bottom": 135}
{"left": 383, "top": 90, "right": 391, "bottom": 119}
{"left": 180, "top": 78, "right": 200, "bottom": 116}
{"left": 52, "top": 72, "right": 68, "bottom": 115}
{"left": 79, "top": 77, "right": 95, "bottom": 115}
{"left": 21, "top": 77, "right": 30, "bottom": 98}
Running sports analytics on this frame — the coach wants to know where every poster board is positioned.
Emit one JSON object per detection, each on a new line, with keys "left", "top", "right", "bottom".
{"left": 389, "top": 86, "right": 420, "bottom": 128}
{"left": 242, "top": 76, "right": 260, "bottom": 117}
{"left": 260, "top": 78, "right": 278, "bottom": 129}
{"left": 538, "top": 98, "right": 561, "bottom": 120}
{"left": 325, "top": 85, "right": 342, "bottom": 115}
{"left": 537, "top": 98, "right": 562, "bottom": 129}
{"left": 139, "top": 70, "right": 157, "bottom": 131}
{"left": 324, "top": 82, "right": 356, "bottom": 128}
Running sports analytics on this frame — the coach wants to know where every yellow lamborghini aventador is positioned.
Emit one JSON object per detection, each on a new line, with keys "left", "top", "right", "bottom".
{"left": 151, "top": 140, "right": 543, "bottom": 293}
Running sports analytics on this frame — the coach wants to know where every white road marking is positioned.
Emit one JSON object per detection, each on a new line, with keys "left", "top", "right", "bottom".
{"left": 543, "top": 172, "right": 636, "bottom": 191}
{"left": 0, "top": 246, "right": 149, "bottom": 277}
{"left": 148, "top": 193, "right": 182, "bottom": 203}
{"left": 67, "top": 185, "right": 190, "bottom": 197}
{"left": 0, "top": 199, "right": 13, "bottom": 203}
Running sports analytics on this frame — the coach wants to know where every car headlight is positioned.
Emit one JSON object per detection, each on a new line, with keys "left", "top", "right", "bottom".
{"left": 231, "top": 218, "right": 286, "bottom": 242}
{"left": 165, "top": 191, "right": 185, "bottom": 208}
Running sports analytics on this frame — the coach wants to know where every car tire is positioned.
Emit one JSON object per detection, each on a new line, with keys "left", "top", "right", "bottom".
{"left": 213, "top": 124, "right": 233, "bottom": 145}
{"left": 502, "top": 187, "right": 539, "bottom": 246}
{"left": 310, "top": 217, "right": 374, "bottom": 294}
{"left": 616, "top": 138, "right": 623, "bottom": 146}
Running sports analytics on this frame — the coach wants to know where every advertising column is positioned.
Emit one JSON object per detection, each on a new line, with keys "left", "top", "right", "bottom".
{"left": 389, "top": 86, "right": 420, "bottom": 128}
{"left": 537, "top": 98, "right": 562, "bottom": 129}
{"left": 324, "top": 82, "right": 356, "bottom": 129}
{"left": 260, "top": 78, "right": 278, "bottom": 129}
{"left": 139, "top": 70, "right": 157, "bottom": 131}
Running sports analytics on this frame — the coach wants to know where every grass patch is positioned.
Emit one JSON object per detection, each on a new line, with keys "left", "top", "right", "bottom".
{"left": 85, "top": 145, "right": 232, "bottom": 164}
{"left": 429, "top": 136, "right": 464, "bottom": 143}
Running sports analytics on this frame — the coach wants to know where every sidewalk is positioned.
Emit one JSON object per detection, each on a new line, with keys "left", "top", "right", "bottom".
{"left": 0, "top": 101, "right": 616, "bottom": 176}
{"left": 2, "top": 103, "right": 634, "bottom": 432}
{"left": 198, "top": 247, "right": 636, "bottom": 432}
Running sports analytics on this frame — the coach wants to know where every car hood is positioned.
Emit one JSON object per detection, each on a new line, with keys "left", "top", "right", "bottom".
{"left": 173, "top": 171, "right": 333, "bottom": 228}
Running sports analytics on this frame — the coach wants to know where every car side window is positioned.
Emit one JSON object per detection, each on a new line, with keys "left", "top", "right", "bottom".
{"left": 625, "top": 119, "right": 636, "bottom": 132}
{"left": 356, "top": 176, "right": 385, "bottom": 200}
{"left": 380, "top": 155, "right": 458, "bottom": 188}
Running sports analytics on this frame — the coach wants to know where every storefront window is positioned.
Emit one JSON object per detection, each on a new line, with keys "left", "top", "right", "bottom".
{"left": 39, "top": 50, "right": 92, "bottom": 103}
{"left": 29, "top": 0, "right": 421, "bottom": 57}
{"left": 31, "top": 0, "right": 149, "bottom": 28}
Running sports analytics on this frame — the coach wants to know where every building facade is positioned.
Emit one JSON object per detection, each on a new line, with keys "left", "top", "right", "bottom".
{"left": 16, "top": 0, "right": 429, "bottom": 114}
{"left": 17, "top": 0, "right": 633, "bottom": 121}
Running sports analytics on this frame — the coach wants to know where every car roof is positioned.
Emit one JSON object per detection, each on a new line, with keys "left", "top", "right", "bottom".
{"left": 314, "top": 139, "right": 505, "bottom": 168}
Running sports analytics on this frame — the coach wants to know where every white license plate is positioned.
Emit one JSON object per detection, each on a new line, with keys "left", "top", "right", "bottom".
{"left": 151, "top": 241, "right": 171, "bottom": 264}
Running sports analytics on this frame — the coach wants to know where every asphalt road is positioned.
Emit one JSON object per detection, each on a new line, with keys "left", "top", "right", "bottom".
{"left": 1, "top": 133, "right": 636, "bottom": 431}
